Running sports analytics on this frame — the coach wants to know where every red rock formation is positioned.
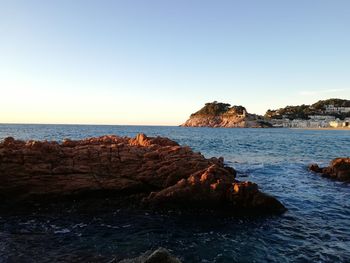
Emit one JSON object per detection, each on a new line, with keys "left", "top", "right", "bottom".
{"left": 309, "top": 158, "right": 350, "bottom": 182}
{"left": 0, "top": 134, "right": 285, "bottom": 214}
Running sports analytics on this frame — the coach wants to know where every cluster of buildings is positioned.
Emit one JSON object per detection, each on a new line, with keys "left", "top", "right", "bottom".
{"left": 329, "top": 118, "right": 350, "bottom": 128}
{"left": 272, "top": 115, "right": 350, "bottom": 128}
{"left": 325, "top": 105, "right": 350, "bottom": 114}
{"left": 269, "top": 104, "right": 350, "bottom": 129}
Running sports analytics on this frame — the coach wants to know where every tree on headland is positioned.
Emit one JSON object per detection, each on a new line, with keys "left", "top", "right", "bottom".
{"left": 191, "top": 101, "right": 231, "bottom": 116}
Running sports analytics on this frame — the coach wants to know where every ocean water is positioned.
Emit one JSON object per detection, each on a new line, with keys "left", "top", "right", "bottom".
{"left": 0, "top": 124, "right": 350, "bottom": 262}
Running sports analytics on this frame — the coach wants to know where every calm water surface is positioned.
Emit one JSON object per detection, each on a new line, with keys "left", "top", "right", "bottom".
{"left": 0, "top": 124, "right": 350, "bottom": 262}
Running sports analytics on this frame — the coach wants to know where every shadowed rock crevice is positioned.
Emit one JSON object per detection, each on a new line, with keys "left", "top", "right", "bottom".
{"left": 0, "top": 134, "right": 285, "bottom": 215}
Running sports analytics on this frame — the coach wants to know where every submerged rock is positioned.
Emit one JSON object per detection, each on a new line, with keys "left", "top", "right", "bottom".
{"left": 0, "top": 134, "right": 285, "bottom": 215}
{"left": 309, "top": 158, "right": 350, "bottom": 182}
{"left": 118, "top": 247, "right": 181, "bottom": 263}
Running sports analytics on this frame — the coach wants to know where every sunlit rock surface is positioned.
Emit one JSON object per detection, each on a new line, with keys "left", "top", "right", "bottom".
{"left": 181, "top": 101, "right": 272, "bottom": 128}
{"left": 309, "top": 158, "right": 350, "bottom": 182}
{"left": 0, "top": 134, "right": 285, "bottom": 215}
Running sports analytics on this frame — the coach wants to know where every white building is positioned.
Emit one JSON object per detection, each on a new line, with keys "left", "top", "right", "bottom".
{"left": 309, "top": 115, "right": 335, "bottom": 121}
{"left": 330, "top": 119, "right": 343, "bottom": 128}
{"left": 329, "top": 118, "right": 350, "bottom": 128}
{"left": 325, "top": 105, "right": 350, "bottom": 113}
{"left": 281, "top": 117, "right": 331, "bottom": 128}
{"left": 272, "top": 115, "right": 350, "bottom": 128}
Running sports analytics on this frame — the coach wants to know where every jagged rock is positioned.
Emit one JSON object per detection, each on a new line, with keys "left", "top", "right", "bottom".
{"left": 309, "top": 158, "right": 350, "bottom": 182}
{"left": 118, "top": 247, "right": 181, "bottom": 263}
{"left": 0, "top": 134, "right": 285, "bottom": 215}
{"left": 181, "top": 101, "right": 272, "bottom": 128}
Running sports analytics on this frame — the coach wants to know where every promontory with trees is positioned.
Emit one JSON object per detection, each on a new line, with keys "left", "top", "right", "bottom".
{"left": 181, "top": 99, "right": 350, "bottom": 128}
{"left": 181, "top": 101, "right": 272, "bottom": 128}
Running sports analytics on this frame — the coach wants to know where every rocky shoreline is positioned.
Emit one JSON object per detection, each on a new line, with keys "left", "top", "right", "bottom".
{"left": 0, "top": 134, "right": 285, "bottom": 215}
{"left": 309, "top": 158, "right": 350, "bottom": 182}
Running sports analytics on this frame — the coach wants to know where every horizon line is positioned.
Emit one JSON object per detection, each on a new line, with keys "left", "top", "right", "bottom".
{"left": 0, "top": 122, "right": 179, "bottom": 127}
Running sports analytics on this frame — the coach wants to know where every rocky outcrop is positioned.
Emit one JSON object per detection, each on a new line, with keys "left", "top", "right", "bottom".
{"left": 119, "top": 247, "right": 181, "bottom": 263}
{"left": 181, "top": 101, "right": 272, "bottom": 128}
{"left": 0, "top": 134, "right": 285, "bottom": 214}
{"left": 309, "top": 158, "right": 350, "bottom": 182}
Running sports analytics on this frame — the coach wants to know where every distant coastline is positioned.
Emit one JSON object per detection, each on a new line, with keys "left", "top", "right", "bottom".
{"left": 290, "top": 127, "right": 350, "bottom": 131}
{"left": 181, "top": 99, "right": 350, "bottom": 129}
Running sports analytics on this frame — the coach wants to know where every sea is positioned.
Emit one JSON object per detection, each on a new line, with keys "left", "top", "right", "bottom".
{"left": 0, "top": 124, "right": 350, "bottom": 263}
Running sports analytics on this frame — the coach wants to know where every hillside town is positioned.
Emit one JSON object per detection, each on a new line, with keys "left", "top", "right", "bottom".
{"left": 269, "top": 104, "right": 350, "bottom": 128}
{"left": 182, "top": 99, "right": 350, "bottom": 129}
{"left": 271, "top": 116, "right": 350, "bottom": 128}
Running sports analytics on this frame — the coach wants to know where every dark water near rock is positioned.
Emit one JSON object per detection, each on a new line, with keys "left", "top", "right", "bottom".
{"left": 0, "top": 124, "right": 350, "bottom": 262}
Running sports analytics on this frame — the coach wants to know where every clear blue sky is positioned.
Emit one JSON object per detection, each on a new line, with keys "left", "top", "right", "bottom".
{"left": 1, "top": 0, "right": 349, "bottom": 125}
